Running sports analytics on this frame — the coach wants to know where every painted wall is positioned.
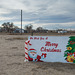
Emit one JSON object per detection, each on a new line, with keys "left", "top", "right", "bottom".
{"left": 27, "top": 36, "right": 75, "bottom": 63}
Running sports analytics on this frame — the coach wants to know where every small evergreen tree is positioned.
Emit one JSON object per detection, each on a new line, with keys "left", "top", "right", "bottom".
{"left": 64, "top": 36, "right": 75, "bottom": 63}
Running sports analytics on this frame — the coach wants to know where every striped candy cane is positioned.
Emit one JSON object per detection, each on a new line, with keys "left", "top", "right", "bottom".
{"left": 24, "top": 40, "right": 31, "bottom": 62}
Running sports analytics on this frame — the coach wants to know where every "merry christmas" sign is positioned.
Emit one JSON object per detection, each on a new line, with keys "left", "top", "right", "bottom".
{"left": 25, "top": 36, "right": 75, "bottom": 63}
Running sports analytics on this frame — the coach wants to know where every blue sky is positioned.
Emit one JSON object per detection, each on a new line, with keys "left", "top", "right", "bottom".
{"left": 0, "top": 0, "right": 75, "bottom": 30}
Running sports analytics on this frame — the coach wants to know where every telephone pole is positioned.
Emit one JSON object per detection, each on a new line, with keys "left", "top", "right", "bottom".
{"left": 21, "top": 10, "right": 22, "bottom": 35}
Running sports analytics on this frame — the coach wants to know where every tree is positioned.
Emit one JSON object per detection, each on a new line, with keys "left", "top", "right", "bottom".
{"left": 13, "top": 26, "right": 19, "bottom": 29}
{"left": 2, "top": 22, "right": 14, "bottom": 33}
{"left": 2, "top": 22, "right": 8, "bottom": 32}
{"left": 25, "top": 24, "right": 33, "bottom": 33}
{"left": 64, "top": 36, "right": 75, "bottom": 63}
{"left": 36, "top": 27, "right": 46, "bottom": 33}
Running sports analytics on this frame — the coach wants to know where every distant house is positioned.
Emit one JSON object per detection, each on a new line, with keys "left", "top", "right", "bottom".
{"left": 13, "top": 28, "right": 27, "bottom": 33}
{"left": 55, "top": 29, "right": 68, "bottom": 33}
{"left": 58, "top": 30, "right": 67, "bottom": 33}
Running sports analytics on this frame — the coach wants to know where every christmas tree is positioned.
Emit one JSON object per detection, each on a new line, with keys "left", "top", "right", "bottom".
{"left": 64, "top": 36, "right": 75, "bottom": 63}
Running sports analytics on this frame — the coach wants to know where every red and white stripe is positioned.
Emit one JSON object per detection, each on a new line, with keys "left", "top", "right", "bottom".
{"left": 24, "top": 40, "right": 31, "bottom": 62}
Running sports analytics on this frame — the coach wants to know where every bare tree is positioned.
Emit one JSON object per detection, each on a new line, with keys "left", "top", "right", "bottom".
{"left": 36, "top": 27, "right": 48, "bottom": 33}
{"left": 2, "top": 22, "right": 14, "bottom": 33}
{"left": 25, "top": 24, "right": 33, "bottom": 33}
{"left": 36, "top": 27, "right": 43, "bottom": 32}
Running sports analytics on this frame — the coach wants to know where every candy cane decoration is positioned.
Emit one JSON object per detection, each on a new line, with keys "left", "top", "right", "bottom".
{"left": 24, "top": 40, "right": 32, "bottom": 62}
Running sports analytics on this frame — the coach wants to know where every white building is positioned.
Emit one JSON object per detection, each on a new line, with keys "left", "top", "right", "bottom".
{"left": 58, "top": 30, "right": 67, "bottom": 33}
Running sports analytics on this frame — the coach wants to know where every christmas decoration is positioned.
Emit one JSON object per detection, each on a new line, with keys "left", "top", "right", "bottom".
{"left": 28, "top": 48, "right": 47, "bottom": 62}
{"left": 24, "top": 40, "right": 32, "bottom": 62}
{"left": 66, "top": 55, "right": 74, "bottom": 62}
{"left": 64, "top": 36, "right": 75, "bottom": 63}
{"left": 67, "top": 47, "right": 72, "bottom": 50}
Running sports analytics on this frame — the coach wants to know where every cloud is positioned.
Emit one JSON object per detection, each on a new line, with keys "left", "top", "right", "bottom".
{"left": 0, "top": 17, "right": 14, "bottom": 21}
{"left": 43, "top": 23, "right": 75, "bottom": 30}
{"left": 0, "top": 0, "right": 75, "bottom": 29}
{"left": 0, "top": 8, "right": 11, "bottom": 15}
{"left": 13, "top": 21, "right": 35, "bottom": 28}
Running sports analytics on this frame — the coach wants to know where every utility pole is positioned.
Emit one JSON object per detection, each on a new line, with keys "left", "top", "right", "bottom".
{"left": 21, "top": 10, "right": 22, "bottom": 35}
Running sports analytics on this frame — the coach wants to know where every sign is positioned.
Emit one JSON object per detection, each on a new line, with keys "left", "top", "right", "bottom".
{"left": 25, "top": 36, "right": 75, "bottom": 63}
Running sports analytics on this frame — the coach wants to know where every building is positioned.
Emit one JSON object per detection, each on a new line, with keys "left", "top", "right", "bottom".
{"left": 13, "top": 28, "right": 25, "bottom": 33}
{"left": 58, "top": 30, "right": 67, "bottom": 33}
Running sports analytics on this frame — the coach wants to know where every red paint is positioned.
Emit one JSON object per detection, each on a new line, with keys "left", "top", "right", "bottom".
{"left": 25, "top": 52, "right": 28, "bottom": 55}
{"left": 25, "top": 42, "right": 28, "bottom": 45}
{"left": 28, "top": 55, "right": 43, "bottom": 62}
{"left": 46, "top": 37, "right": 48, "bottom": 40}
{"left": 30, "top": 37, "right": 33, "bottom": 39}
{"left": 25, "top": 57, "right": 28, "bottom": 59}
{"left": 45, "top": 41, "right": 58, "bottom": 48}
{"left": 41, "top": 53, "right": 47, "bottom": 58}
{"left": 41, "top": 47, "right": 61, "bottom": 52}
{"left": 40, "top": 37, "right": 44, "bottom": 40}
{"left": 70, "top": 41, "right": 75, "bottom": 44}
{"left": 34, "top": 37, "right": 39, "bottom": 40}
{"left": 25, "top": 47, "right": 28, "bottom": 50}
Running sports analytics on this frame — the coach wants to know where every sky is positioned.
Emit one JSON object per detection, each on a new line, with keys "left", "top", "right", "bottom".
{"left": 0, "top": 0, "right": 75, "bottom": 30}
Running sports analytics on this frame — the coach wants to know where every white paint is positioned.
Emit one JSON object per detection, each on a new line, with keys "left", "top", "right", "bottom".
{"left": 28, "top": 36, "right": 70, "bottom": 63}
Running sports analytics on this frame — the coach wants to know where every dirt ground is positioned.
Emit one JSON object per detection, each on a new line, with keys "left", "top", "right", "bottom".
{"left": 0, "top": 35, "right": 75, "bottom": 75}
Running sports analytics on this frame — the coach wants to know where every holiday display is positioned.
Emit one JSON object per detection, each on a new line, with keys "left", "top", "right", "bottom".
{"left": 64, "top": 36, "right": 75, "bottom": 63}
{"left": 24, "top": 36, "right": 75, "bottom": 63}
